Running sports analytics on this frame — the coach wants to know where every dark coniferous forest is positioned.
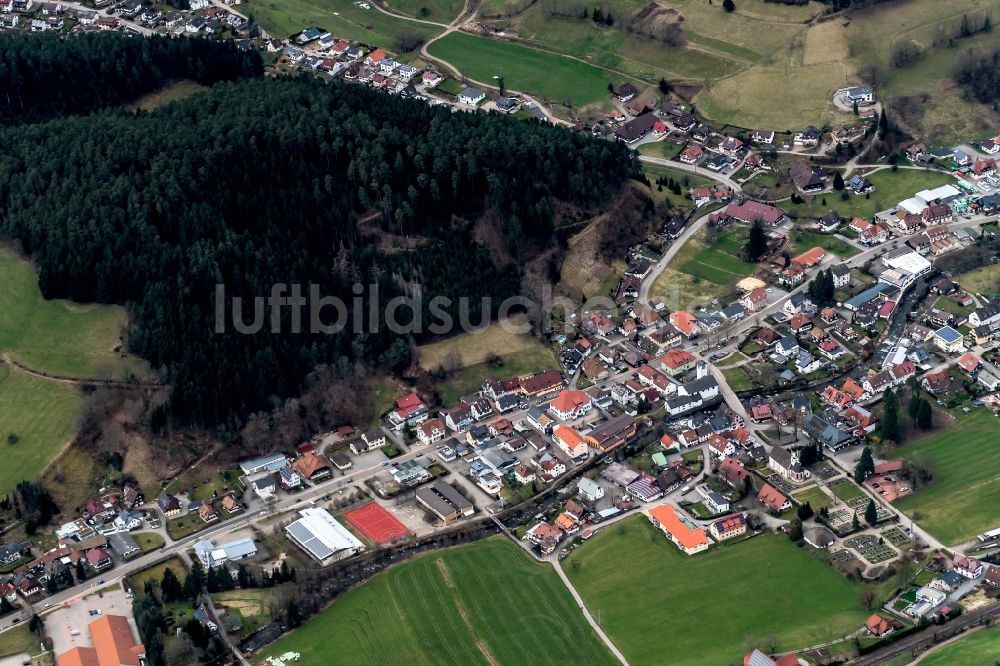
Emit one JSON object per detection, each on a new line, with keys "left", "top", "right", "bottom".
{"left": 0, "top": 33, "right": 262, "bottom": 122}
{"left": 0, "top": 35, "right": 636, "bottom": 428}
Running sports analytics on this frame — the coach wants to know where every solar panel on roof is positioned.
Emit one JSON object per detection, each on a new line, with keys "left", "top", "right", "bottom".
{"left": 287, "top": 521, "right": 334, "bottom": 560}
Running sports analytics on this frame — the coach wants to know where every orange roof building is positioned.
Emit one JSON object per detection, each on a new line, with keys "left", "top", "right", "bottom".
{"left": 548, "top": 389, "right": 593, "bottom": 420}
{"left": 865, "top": 614, "right": 894, "bottom": 637}
{"left": 291, "top": 452, "right": 332, "bottom": 480}
{"left": 57, "top": 615, "right": 145, "bottom": 666}
{"left": 669, "top": 311, "right": 699, "bottom": 337}
{"left": 793, "top": 246, "right": 826, "bottom": 268}
{"left": 648, "top": 504, "right": 709, "bottom": 555}
{"left": 552, "top": 424, "right": 589, "bottom": 461}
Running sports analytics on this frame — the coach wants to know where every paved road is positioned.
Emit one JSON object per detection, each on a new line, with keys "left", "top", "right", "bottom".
{"left": 638, "top": 154, "right": 744, "bottom": 192}
{"left": 637, "top": 208, "right": 713, "bottom": 304}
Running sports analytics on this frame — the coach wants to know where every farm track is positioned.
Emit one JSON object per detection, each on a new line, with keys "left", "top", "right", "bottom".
{"left": 0, "top": 353, "right": 161, "bottom": 389}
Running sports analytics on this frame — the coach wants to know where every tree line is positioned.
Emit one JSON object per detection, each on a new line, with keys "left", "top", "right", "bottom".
{"left": 0, "top": 44, "right": 635, "bottom": 428}
{"left": 0, "top": 32, "right": 261, "bottom": 124}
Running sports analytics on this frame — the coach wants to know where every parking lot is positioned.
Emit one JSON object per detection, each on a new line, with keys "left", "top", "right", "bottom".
{"left": 46, "top": 585, "right": 137, "bottom": 656}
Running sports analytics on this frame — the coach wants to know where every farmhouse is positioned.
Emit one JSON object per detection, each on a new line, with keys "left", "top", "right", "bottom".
{"left": 615, "top": 113, "right": 658, "bottom": 143}
{"left": 648, "top": 504, "right": 709, "bottom": 555}
{"left": 586, "top": 414, "right": 637, "bottom": 453}
{"left": 790, "top": 160, "right": 826, "bottom": 193}
{"left": 719, "top": 200, "right": 786, "bottom": 226}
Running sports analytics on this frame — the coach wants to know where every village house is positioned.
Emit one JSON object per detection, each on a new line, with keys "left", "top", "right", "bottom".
{"left": 757, "top": 483, "right": 791, "bottom": 513}
{"left": 417, "top": 418, "right": 447, "bottom": 445}
{"left": 709, "top": 513, "right": 747, "bottom": 541}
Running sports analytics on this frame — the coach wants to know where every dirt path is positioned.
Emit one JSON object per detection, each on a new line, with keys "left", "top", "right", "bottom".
{"left": 435, "top": 559, "right": 500, "bottom": 666}
{"left": 0, "top": 353, "right": 162, "bottom": 389}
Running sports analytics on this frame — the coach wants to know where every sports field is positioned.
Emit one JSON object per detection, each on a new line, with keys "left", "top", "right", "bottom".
{"left": 256, "top": 538, "right": 616, "bottom": 666}
{"left": 0, "top": 364, "right": 82, "bottom": 497}
{"left": 894, "top": 410, "right": 1000, "bottom": 545}
{"left": 344, "top": 502, "right": 413, "bottom": 544}
{"left": 427, "top": 32, "right": 635, "bottom": 109}
{"left": 0, "top": 247, "right": 148, "bottom": 379}
{"left": 919, "top": 623, "right": 1000, "bottom": 666}
{"left": 565, "top": 517, "right": 869, "bottom": 665}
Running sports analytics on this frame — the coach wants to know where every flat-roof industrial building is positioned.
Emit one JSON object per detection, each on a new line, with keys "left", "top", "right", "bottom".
{"left": 415, "top": 481, "right": 474, "bottom": 524}
{"left": 285, "top": 507, "right": 364, "bottom": 565}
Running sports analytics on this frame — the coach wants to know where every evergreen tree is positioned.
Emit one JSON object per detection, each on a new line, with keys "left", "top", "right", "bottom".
{"left": 916, "top": 399, "right": 933, "bottom": 431}
{"left": 882, "top": 389, "right": 901, "bottom": 442}
{"left": 722, "top": 0, "right": 735, "bottom": 11}
{"left": 287, "top": 600, "right": 302, "bottom": 628}
{"left": 161, "top": 568, "right": 183, "bottom": 603}
{"left": 787, "top": 518, "right": 803, "bottom": 542}
{"left": 237, "top": 564, "right": 251, "bottom": 589}
{"left": 184, "top": 561, "right": 206, "bottom": 601}
{"left": 75, "top": 560, "right": 87, "bottom": 584}
{"left": 744, "top": 219, "right": 768, "bottom": 260}
{"left": 854, "top": 446, "right": 875, "bottom": 483}
{"left": 797, "top": 502, "right": 814, "bottom": 520}
{"left": 878, "top": 108, "right": 889, "bottom": 138}
{"left": 864, "top": 499, "right": 878, "bottom": 526}
{"left": 832, "top": 171, "right": 845, "bottom": 191}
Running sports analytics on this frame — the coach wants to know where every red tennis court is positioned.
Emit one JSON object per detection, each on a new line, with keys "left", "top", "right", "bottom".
{"left": 344, "top": 502, "right": 413, "bottom": 544}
